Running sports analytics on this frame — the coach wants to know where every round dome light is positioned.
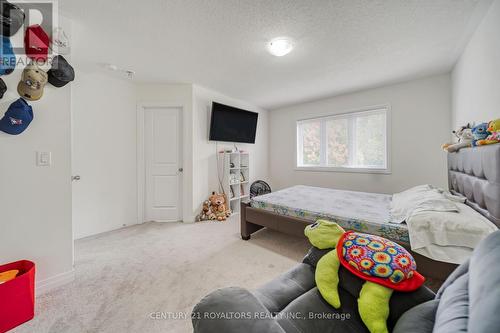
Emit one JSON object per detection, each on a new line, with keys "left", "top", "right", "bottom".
{"left": 268, "top": 38, "right": 294, "bottom": 57}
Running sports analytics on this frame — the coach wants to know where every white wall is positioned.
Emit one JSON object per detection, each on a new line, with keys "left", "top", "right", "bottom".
{"left": 71, "top": 71, "right": 138, "bottom": 239}
{"left": 269, "top": 74, "right": 451, "bottom": 194}
{"left": 136, "top": 84, "right": 194, "bottom": 222}
{"left": 0, "top": 64, "right": 73, "bottom": 287}
{"left": 192, "top": 85, "right": 269, "bottom": 215}
{"left": 452, "top": 0, "right": 500, "bottom": 128}
{"left": 136, "top": 84, "right": 270, "bottom": 220}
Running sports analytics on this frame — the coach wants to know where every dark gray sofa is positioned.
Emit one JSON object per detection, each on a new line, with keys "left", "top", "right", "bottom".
{"left": 192, "top": 230, "right": 500, "bottom": 333}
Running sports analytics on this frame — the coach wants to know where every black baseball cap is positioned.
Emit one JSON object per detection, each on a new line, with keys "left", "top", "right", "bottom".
{"left": 0, "top": 0, "right": 25, "bottom": 37}
{"left": 47, "top": 55, "right": 75, "bottom": 87}
{"left": 0, "top": 78, "right": 6, "bottom": 99}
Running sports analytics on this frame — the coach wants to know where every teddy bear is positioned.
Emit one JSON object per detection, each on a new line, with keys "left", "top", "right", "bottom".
{"left": 442, "top": 124, "right": 473, "bottom": 152}
{"left": 471, "top": 122, "right": 490, "bottom": 146}
{"left": 209, "top": 192, "right": 231, "bottom": 221}
{"left": 196, "top": 200, "right": 216, "bottom": 221}
{"left": 476, "top": 119, "right": 500, "bottom": 146}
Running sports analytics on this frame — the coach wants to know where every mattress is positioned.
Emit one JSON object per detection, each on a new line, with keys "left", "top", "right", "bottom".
{"left": 250, "top": 185, "right": 409, "bottom": 243}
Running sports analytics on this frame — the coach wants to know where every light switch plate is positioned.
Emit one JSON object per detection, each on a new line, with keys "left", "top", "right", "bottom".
{"left": 36, "top": 152, "right": 52, "bottom": 166}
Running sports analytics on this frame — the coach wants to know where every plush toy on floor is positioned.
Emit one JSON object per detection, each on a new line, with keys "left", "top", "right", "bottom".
{"left": 476, "top": 119, "right": 500, "bottom": 146}
{"left": 305, "top": 220, "right": 425, "bottom": 333}
{"left": 209, "top": 192, "right": 231, "bottom": 221}
{"left": 196, "top": 200, "right": 216, "bottom": 221}
{"left": 442, "top": 124, "right": 474, "bottom": 152}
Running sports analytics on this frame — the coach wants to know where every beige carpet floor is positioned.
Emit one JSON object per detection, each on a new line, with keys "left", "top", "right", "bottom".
{"left": 13, "top": 218, "right": 310, "bottom": 333}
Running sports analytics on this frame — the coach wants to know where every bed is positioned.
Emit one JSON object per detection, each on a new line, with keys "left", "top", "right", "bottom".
{"left": 241, "top": 144, "right": 500, "bottom": 281}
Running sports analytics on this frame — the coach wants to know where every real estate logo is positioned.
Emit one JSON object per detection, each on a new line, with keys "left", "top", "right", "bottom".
{"left": 1, "top": 0, "right": 60, "bottom": 67}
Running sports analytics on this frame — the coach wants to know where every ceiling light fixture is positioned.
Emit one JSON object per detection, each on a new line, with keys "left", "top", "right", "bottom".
{"left": 268, "top": 37, "right": 294, "bottom": 57}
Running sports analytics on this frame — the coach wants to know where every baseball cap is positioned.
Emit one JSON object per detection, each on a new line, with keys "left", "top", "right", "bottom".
{"left": 0, "top": 98, "right": 33, "bottom": 135}
{"left": 0, "top": 0, "right": 25, "bottom": 37}
{"left": 48, "top": 55, "right": 74, "bottom": 87}
{"left": 24, "top": 25, "right": 50, "bottom": 62}
{"left": 0, "top": 78, "right": 6, "bottom": 98}
{"left": 0, "top": 36, "right": 15, "bottom": 75}
{"left": 50, "top": 27, "right": 70, "bottom": 55}
{"left": 17, "top": 62, "right": 48, "bottom": 101}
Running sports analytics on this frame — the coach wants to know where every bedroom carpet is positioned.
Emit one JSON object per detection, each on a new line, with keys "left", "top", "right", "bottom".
{"left": 12, "top": 218, "right": 310, "bottom": 333}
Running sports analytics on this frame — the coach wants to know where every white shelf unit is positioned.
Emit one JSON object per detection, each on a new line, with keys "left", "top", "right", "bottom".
{"left": 218, "top": 151, "right": 250, "bottom": 215}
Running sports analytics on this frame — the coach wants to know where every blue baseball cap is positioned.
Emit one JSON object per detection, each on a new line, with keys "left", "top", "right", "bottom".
{"left": 0, "top": 36, "right": 16, "bottom": 75}
{"left": 0, "top": 98, "right": 33, "bottom": 135}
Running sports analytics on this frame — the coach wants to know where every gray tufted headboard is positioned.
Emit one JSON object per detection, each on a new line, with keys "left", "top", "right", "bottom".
{"left": 448, "top": 145, "right": 500, "bottom": 228}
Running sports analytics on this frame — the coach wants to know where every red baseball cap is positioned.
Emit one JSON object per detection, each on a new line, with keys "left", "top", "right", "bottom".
{"left": 24, "top": 25, "right": 50, "bottom": 62}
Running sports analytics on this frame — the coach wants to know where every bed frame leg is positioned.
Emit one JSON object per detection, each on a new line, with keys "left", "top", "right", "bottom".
{"left": 240, "top": 201, "right": 263, "bottom": 240}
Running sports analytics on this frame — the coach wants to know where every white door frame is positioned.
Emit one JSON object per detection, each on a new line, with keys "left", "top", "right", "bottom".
{"left": 137, "top": 103, "right": 184, "bottom": 224}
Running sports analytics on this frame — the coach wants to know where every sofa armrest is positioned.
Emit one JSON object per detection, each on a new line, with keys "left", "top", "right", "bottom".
{"left": 192, "top": 287, "right": 285, "bottom": 333}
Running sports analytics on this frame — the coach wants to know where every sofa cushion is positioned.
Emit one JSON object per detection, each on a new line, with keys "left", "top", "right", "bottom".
{"left": 388, "top": 285, "right": 435, "bottom": 329}
{"left": 254, "top": 263, "right": 315, "bottom": 313}
{"left": 192, "top": 287, "right": 285, "bottom": 333}
{"left": 302, "top": 247, "right": 331, "bottom": 267}
{"left": 277, "top": 287, "right": 369, "bottom": 333}
{"left": 435, "top": 259, "right": 470, "bottom": 299}
{"left": 433, "top": 273, "right": 469, "bottom": 332}
{"left": 468, "top": 230, "right": 500, "bottom": 332}
{"left": 392, "top": 299, "right": 439, "bottom": 333}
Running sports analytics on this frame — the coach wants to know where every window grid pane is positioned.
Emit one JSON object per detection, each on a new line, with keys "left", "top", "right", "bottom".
{"left": 353, "top": 111, "right": 386, "bottom": 168}
{"left": 326, "top": 117, "right": 349, "bottom": 167}
{"left": 297, "top": 108, "right": 388, "bottom": 170}
{"left": 299, "top": 121, "right": 321, "bottom": 166}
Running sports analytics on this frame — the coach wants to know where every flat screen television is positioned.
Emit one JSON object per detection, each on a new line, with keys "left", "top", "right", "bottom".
{"left": 209, "top": 102, "right": 258, "bottom": 143}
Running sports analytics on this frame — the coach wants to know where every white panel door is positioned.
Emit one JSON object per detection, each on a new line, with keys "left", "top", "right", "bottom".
{"left": 144, "top": 107, "right": 182, "bottom": 222}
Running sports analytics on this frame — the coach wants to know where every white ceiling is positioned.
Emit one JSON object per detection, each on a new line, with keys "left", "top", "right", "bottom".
{"left": 61, "top": 0, "right": 491, "bottom": 110}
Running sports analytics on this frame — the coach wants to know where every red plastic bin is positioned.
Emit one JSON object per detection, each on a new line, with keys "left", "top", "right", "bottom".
{"left": 0, "top": 260, "right": 35, "bottom": 333}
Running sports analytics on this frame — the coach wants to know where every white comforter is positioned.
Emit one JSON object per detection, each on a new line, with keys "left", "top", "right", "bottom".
{"left": 391, "top": 185, "right": 497, "bottom": 264}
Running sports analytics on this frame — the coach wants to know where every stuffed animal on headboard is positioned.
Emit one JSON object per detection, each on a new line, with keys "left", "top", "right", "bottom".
{"left": 442, "top": 124, "right": 473, "bottom": 153}
{"left": 476, "top": 119, "right": 500, "bottom": 146}
{"left": 471, "top": 122, "right": 490, "bottom": 146}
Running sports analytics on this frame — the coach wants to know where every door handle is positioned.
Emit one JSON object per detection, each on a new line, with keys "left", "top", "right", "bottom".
{"left": 72, "top": 175, "right": 81, "bottom": 181}
{"left": 178, "top": 168, "right": 183, "bottom": 173}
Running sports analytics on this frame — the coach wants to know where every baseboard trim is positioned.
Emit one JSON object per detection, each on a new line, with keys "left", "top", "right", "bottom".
{"left": 36, "top": 269, "right": 75, "bottom": 296}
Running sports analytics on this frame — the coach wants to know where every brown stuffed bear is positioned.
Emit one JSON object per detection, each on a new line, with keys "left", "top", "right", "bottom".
{"left": 209, "top": 192, "right": 231, "bottom": 221}
{"left": 196, "top": 200, "right": 216, "bottom": 221}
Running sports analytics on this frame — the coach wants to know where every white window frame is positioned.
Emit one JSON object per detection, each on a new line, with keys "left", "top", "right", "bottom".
{"left": 295, "top": 105, "right": 391, "bottom": 174}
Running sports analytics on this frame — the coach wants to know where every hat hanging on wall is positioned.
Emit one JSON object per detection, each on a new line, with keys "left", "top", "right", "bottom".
{"left": 24, "top": 25, "right": 50, "bottom": 62}
{"left": 50, "top": 27, "right": 70, "bottom": 55}
{"left": 17, "top": 62, "right": 48, "bottom": 101}
{"left": 0, "top": 0, "right": 25, "bottom": 37}
{"left": 48, "top": 55, "right": 74, "bottom": 87}
{"left": 0, "top": 78, "right": 6, "bottom": 99}
{"left": 0, "top": 36, "right": 16, "bottom": 75}
{"left": 0, "top": 98, "right": 33, "bottom": 135}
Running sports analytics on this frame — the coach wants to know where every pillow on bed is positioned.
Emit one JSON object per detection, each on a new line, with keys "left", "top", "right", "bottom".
{"left": 390, "top": 185, "right": 462, "bottom": 224}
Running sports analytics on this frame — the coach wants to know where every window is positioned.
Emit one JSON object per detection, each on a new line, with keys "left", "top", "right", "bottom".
{"left": 296, "top": 107, "right": 389, "bottom": 173}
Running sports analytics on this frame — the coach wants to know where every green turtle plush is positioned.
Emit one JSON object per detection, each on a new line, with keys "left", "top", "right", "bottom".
{"left": 305, "top": 220, "right": 425, "bottom": 333}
